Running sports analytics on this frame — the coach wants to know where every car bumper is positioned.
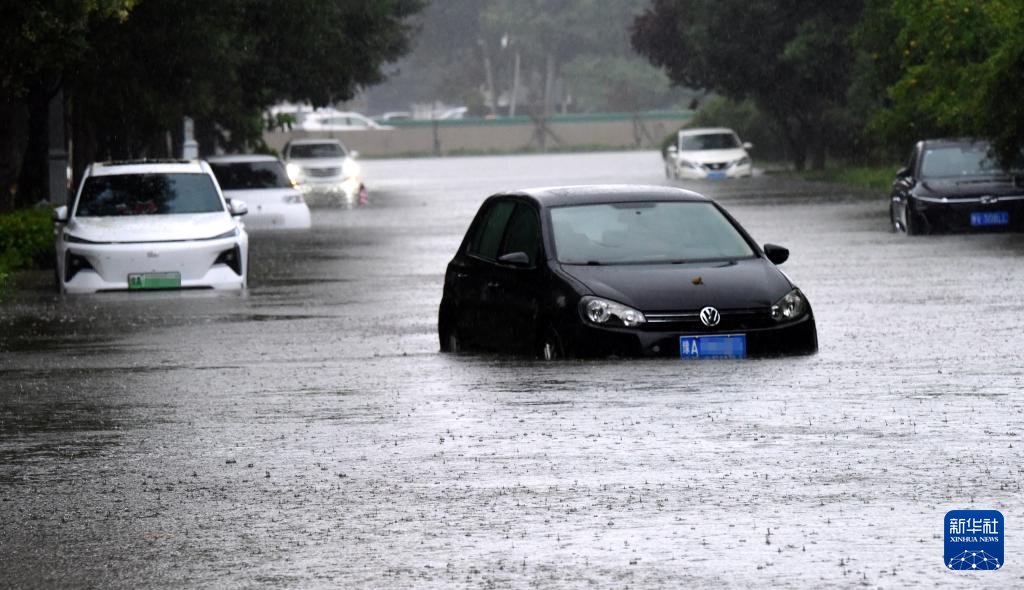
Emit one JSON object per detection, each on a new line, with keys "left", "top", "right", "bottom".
{"left": 675, "top": 164, "right": 752, "bottom": 180}
{"left": 911, "top": 196, "right": 1024, "bottom": 232}
{"left": 243, "top": 203, "right": 312, "bottom": 230}
{"left": 296, "top": 176, "right": 362, "bottom": 200}
{"left": 58, "top": 236, "right": 247, "bottom": 294}
{"left": 564, "top": 314, "right": 817, "bottom": 358}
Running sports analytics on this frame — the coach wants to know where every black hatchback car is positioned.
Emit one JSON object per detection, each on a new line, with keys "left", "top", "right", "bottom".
{"left": 438, "top": 185, "right": 817, "bottom": 359}
{"left": 890, "top": 139, "right": 1024, "bottom": 234}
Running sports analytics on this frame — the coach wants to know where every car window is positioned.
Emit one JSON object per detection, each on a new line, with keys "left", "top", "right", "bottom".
{"left": 210, "top": 161, "right": 291, "bottom": 190}
{"left": 75, "top": 173, "right": 224, "bottom": 217}
{"left": 550, "top": 201, "right": 754, "bottom": 265}
{"left": 468, "top": 199, "right": 516, "bottom": 261}
{"left": 500, "top": 203, "right": 541, "bottom": 265}
{"left": 287, "top": 143, "right": 346, "bottom": 159}
{"left": 679, "top": 133, "right": 740, "bottom": 150}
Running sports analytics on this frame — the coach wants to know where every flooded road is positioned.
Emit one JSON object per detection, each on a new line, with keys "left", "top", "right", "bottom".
{"left": 2, "top": 152, "right": 1024, "bottom": 588}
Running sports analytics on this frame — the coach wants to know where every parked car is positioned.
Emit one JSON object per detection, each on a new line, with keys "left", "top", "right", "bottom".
{"left": 438, "top": 185, "right": 817, "bottom": 359}
{"left": 664, "top": 127, "right": 753, "bottom": 180}
{"left": 890, "top": 138, "right": 1024, "bottom": 234}
{"left": 373, "top": 111, "right": 412, "bottom": 123}
{"left": 298, "top": 110, "right": 393, "bottom": 131}
{"left": 282, "top": 138, "right": 365, "bottom": 204}
{"left": 52, "top": 160, "right": 249, "bottom": 294}
{"left": 207, "top": 154, "right": 311, "bottom": 230}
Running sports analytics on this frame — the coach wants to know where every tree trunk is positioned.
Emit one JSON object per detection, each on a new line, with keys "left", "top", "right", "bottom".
{"left": 478, "top": 38, "right": 496, "bottom": 116}
{"left": 542, "top": 52, "right": 557, "bottom": 116}
{"left": 809, "top": 138, "right": 827, "bottom": 170}
{"left": 16, "top": 81, "right": 54, "bottom": 208}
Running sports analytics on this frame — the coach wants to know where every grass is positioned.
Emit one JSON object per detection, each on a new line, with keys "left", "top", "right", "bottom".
{"left": 787, "top": 165, "right": 898, "bottom": 193}
{"left": 0, "top": 207, "right": 55, "bottom": 297}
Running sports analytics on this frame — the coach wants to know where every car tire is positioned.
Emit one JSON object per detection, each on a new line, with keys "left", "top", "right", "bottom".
{"left": 904, "top": 207, "right": 924, "bottom": 236}
{"left": 439, "top": 322, "right": 461, "bottom": 353}
{"left": 664, "top": 162, "right": 676, "bottom": 180}
{"left": 537, "top": 326, "right": 565, "bottom": 361}
{"left": 890, "top": 203, "right": 903, "bottom": 233}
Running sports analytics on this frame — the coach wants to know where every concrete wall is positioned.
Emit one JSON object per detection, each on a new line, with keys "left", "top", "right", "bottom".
{"left": 263, "top": 113, "right": 693, "bottom": 158}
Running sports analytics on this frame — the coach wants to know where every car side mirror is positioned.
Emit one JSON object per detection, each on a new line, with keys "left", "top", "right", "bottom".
{"left": 667, "top": 146, "right": 678, "bottom": 156}
{"left": 763, "top": 243, "right": 789, "bottom": 265}
{"left": 497, "top": 251, "right": 531, "bottom": 267}
{"left": 52, "top": 205, "right": 69, "bottom": 223}
{"left": 896, "top": 167, "right": 911, "bottom": 179}
{"left": 742, "top": 142, "right": 753, "bottom": 151}
{"left": 229, "top": 199, "right": 248, "bottom": 217}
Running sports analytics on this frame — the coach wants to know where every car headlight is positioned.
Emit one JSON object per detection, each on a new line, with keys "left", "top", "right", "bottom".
{"left": 63, "top": 233, "right": 97, "bottom": 244}
{"left": 678, "top": 159, "right": 703, "bottom": 170}
{"left": 342, "top": 158, "right": 361, "bottom": 179}
{"left": 732, "top": 156, "right": 751, "bottom": 167}
{"left": 579, "top": 296, "right": 646, "bottom": 327}
{"left": 285, "top": 162, "right": 302, "bottom": 182}
{"left": 771, "top": 289, "right": 808, "bottom": 322}
{"left": 209, "top": 227, "right": 240, "bottom": 240}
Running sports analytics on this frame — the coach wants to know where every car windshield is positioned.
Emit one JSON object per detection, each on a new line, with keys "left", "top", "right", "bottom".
{"left": 210, "top": 161, "right": 292, "bottom": 190}
{"left": 679, "top": 133, "right": 740, "bottom": 151}
{"left": 288, "top": 143, "right": 346, "bottom": 159}
{"left": 550, "top": 201, "right": 755, "bottom": 265}
{"left": 75, "top": 173, "right": 224, "bottom": 217}
{"left": 920, "top": 144, "right": 1024, "bottom": 178}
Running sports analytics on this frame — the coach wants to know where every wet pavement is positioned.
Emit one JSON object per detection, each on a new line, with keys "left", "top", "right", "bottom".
{"left": 2, "top": 151, "right": 1024, "bottom": 588}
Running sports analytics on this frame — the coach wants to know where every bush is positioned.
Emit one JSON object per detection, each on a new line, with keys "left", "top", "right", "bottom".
{"left": 0, "top": 207, "right": 55, "bottom": 293}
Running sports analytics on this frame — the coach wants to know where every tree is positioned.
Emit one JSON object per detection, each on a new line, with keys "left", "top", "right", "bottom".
{"left": 632, "top": 0, "right": 864, "bottom": 170}
{"left": 857, "top": 0, "right": 1024, "bottom": 166}
{"left": 2, "top": 0, "right": 423, "bottom": 209}
{"left": 0, "top": 0, "right": 135, "bottom": 209}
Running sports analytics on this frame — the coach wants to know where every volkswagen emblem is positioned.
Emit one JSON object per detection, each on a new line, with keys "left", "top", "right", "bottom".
{"left": 699, "top": 306, "right": 721, "bottom": 327}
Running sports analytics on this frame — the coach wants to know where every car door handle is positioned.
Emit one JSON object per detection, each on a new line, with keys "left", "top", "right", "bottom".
{"left": 454, "top": 272, "right": 469, "bottom": 279}
{"left": 485, "top": 281, "right": 502, "bottom": 289}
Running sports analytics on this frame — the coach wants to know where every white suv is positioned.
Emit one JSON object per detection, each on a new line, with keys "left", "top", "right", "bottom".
{"left": 282, "top": 138, "right": 364, "bottom": 204}
{"left": 52, "top": 160, "right": 249, "bottom": 294}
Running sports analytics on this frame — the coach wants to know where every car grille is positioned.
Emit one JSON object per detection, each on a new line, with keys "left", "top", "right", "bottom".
{"left": 305, "top": 167, "right": 342, "bottom": 177}
{"left": 643, "top": 308, "right": 774, "bottom": 332}
{"left": 704, "top": 162, "right": 729, "bottom": 171}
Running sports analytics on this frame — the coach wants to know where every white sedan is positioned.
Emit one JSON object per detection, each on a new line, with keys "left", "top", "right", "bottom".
{"left": 207, "top": 155, "right": 311, "bottom": 230}
{"left": 665, "top": 127, "right": 753, "bottom": 180}
{"left": 53, "top": 160, "right": 249, "bottom": 294}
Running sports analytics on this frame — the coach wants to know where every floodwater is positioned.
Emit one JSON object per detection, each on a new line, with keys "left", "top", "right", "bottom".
{"left": 2, "top": 152, "right": 1024, "bottom": 588}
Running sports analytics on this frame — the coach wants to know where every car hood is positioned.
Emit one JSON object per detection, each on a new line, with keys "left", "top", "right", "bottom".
{"left": 560, "top": 258, "right": 792, "bottom": 311}
{"left": 918, "top": 177, "right": 1024, "bottom": 198}
{"left": 287, "top": 157, "right": 348, "bottom": 168}
{"left": 676, "top": 148, "right": 747, "bottom": 164}
{"left": 66, "top": 213, "right": 237, "bottom": 243}
{"left": 222, "top": 187, "right": 300, "bottom": 205}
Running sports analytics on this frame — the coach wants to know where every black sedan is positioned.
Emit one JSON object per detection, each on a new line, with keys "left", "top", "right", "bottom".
{"left": 438, "top": 185, "right": 817, "bottom": 359}
{"left": 890, "top": 139, "right": 1024, "bottom": 234}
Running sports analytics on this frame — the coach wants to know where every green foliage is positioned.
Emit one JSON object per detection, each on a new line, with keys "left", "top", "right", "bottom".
{"left": 790, "top": 165, "right": 899, "bottom": 193}
{"left": 0, "top": 207, "right": 53, "bottom": 293}
{"left": 860, "top": 0, "right": 1024, "bottom": 165}
{"left": 633, "top": 0, "right": 865, "bottom": 170}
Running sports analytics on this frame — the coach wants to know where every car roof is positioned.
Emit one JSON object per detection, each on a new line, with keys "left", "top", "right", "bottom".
{"left": 206, "top": 154, "right": 280, "bottom": 164}
{"left": 504, "top": 185, "right": 709, "bottom": 208}
{"left": 678, "top": 127, "right": 737, "bottom": 136}
{"left": 285, "top": 138, "right": 346, "bottom": 146}
{"left": 920, "top": 138, "right": 990, "bottom": 149}
{"left": 88, "top": 160, "right": 209, "bottom": 177}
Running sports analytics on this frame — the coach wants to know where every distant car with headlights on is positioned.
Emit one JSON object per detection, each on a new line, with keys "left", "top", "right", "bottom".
{"left": 52, "top": 160, "right": 248, "bottom": 294}
{"left": 282, "top": 138, "right": 365, "bottom": 205}
{"left": 890, "top": 138, "right": 1024, "bottom": 234}
{"left": 664, "top": 127, "right": 753, "bottom": 180}
{"left": 438, "top": 185, "right": 816, "bottom": 359}
{"left": 207, "top": 154, "right": 311, "bottom": 230}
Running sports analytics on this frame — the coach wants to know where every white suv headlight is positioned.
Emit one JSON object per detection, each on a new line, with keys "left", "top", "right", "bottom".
{"left": 579, "top": 296, "right": 646, "bottom": 327}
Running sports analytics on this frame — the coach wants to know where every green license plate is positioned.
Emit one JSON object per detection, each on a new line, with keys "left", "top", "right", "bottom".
{"left": 127, "top": 272, "right": 181, "bottom": 290}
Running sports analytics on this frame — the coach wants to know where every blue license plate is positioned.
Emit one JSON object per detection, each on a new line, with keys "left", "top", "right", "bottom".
{"left": 707, "top": 171, "right": 727, "bottom": 180}
{"left": 679, "top": 334, "right": 747, "bottom": 359}
{"left": 970, "top": 211, "right": 1009, "bottom": 226}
